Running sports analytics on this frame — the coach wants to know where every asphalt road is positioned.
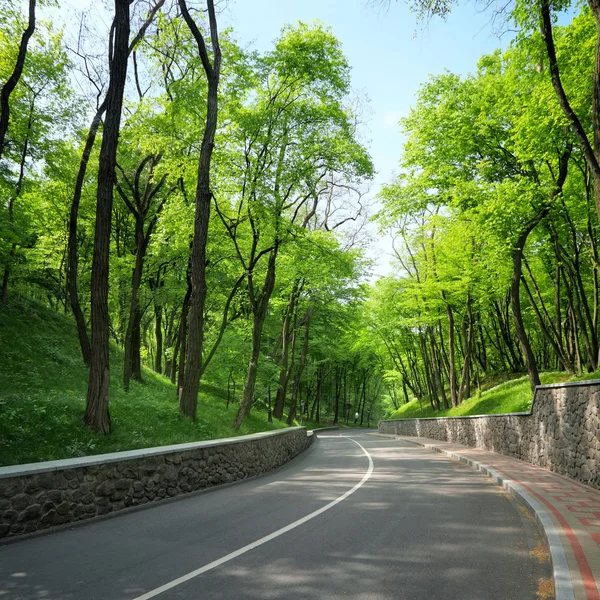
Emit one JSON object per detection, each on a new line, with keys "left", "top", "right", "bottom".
{"left": 0, "top": 431, "right": 551, "bottom": 600}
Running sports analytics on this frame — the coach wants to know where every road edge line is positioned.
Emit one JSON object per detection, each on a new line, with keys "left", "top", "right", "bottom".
{"left": 382, "top": 434, "right": 574, "bottom": 600}
{"left": 131, "top": 436, "right": 374, "bottom": 600}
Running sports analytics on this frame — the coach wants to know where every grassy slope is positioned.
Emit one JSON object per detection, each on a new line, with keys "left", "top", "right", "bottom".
{"left": 387, "top": 370, "right": 600, "bottom": 421}
{"left": 0, "top": 295, "right": 286, "bottom": 467}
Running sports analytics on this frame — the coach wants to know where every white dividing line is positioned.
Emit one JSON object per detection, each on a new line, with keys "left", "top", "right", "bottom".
{"left": 131, "top": 437, "right": 374, "bottom": 600}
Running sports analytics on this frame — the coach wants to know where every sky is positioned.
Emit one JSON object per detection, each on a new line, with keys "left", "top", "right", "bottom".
{"left": 220, "top": 0, "right": 513, "bottom": 278}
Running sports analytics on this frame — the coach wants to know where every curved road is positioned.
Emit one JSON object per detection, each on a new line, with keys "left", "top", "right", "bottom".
{"left": 0, "top": 431, "right": 551, "bottom": 599}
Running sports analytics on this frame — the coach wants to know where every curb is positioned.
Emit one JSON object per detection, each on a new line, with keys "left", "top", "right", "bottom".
{"left": 309, "top": 426, "right": 340, "bottom": 433}
{"left": 378, "top": 434, "right": 574, "bottom": 600}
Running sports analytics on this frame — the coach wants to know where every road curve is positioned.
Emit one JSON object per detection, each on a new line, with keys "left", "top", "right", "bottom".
{"left": 0, "top": 431, "right": 551, "bottom": 600}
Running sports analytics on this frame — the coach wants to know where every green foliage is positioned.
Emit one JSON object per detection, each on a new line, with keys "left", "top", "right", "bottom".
{"left": 0, "top": 295, "right": 285, "bottom": 466}
{"left": 387, "top": 372, "right": 581, "bottom": 420}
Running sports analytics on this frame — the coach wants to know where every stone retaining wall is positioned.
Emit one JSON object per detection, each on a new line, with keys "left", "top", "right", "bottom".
{"left": 379, "top": 381, "right": 600, "bottom": 490}
{"left": 0, "top": 427, "right": 313, "bottom": 540}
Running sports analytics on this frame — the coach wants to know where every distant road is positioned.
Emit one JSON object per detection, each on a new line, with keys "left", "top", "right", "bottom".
{"left": 0, "top": 431, "right": 550, "bottom": 599}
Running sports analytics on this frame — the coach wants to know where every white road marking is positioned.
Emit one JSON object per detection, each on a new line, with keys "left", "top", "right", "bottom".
{"left": 131, "top": 436, "right": 374, "bottom": 600}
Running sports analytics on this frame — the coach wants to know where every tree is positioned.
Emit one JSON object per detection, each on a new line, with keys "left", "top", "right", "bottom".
{"left": 1, "top": 21, "right": 74, "bottom": 303}
{"left": 84, "top": 0, "right": 130, "bottom": 433}
{"left": 215, "top": 23, "right": 372, "bottom": 429}
{"left": 177, "top": 0, "right": 221, "bottom": 420}
{"left": 66, "top": 0, "right": 165, "bottom": 366}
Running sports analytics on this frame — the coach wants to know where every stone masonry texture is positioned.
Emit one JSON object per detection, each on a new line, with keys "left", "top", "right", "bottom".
{"left": 0, "top": 428, "right": 313, "bottom": 540}
{"left": 379, "top": 381, "right": 600, "bottom": 491}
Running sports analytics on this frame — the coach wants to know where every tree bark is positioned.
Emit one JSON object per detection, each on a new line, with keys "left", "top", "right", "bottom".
{"left": 66, "top": 104, "right": 104, "bottom": 365}
{"left": 178, "top": 0, "right": 221, "bottom": 420}
{"left": 177, "top": 280, "right": 191, "bottom": 396}
{"left": 234, "top": 247, "right": 279, "bottom": 429}
{"left": 84, "top": 0, "right": 130, "bottom": 433}
{"left": 540, "top": 0, "right": 600, "bottom": 222}
{"left": 0, "top": 0, "right": 36, "bottom": 159}
{"left": 286, "top": 306, "right": 313, "bottom": 426}
{"left": 66, "top": 0, "right": 165, "bottom": 366}
{"left": 445, "top": 301, "right": 457, "bottom": 407}
{"left": 457, "top": 297, "right": 473, "bottom": 404}
{"left": 274, "top": 281, "right": 300, "bottom": 419}
{"left": 123, "top": 238, "right": 145, "bottom": 390}
{"left": 154, "top": 303, "right": 163, "bottom": 374}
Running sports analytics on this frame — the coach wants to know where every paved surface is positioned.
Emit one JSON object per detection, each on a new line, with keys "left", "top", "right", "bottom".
{"left": 0, "top": 431, "right": 551, "bottom": 599}
{"left": 385, "top": 435, "right": 600, "bottom": 600}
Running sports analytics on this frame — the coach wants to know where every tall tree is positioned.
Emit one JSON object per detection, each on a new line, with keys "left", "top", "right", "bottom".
{"left": 66, "top": 0, "right": 165, "bottom": 366}
{"left": 177, "top": 0, "right": 221, "bottom": 420}
{"left": 84, "top": 0, "right": 130, "bottom": 433}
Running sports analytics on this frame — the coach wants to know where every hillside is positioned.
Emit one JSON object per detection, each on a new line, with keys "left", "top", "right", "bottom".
{"left": 0, "top": 295, "right": 286, "bottom": 467}
{"left": 387, "top": 371, "right": 599, "bottom": 421}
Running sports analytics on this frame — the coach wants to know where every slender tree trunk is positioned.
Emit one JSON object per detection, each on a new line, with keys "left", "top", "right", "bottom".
{"left": 0, "top": 0, "right": 36, "bottom": 159}
{"left": 274, "top": 281, "right": 300, "bottom": 419}
{"left": 66, "top": 1, "right": 165, "bottom": 366}
{"left": 540, "top": 1, "right": 600, "bottom": 222}
{"left": 154, "top": 303, "right": 163, "bottom": 374}
{"left": 445, "top": 302, "right": 458, "bottom": 407}
{"left": 360, "top": 369, "right": 368, "bottom": 425}
{"left": 333, "top": 366, "right": 341, "bottom": 425}
{"left": 457, "top": 297, "right": 473, "bottom": 404}
{"left": 66, "top": 104, "right": 105, "bottom": 365}
{"left": 236, "top": 310, "right": 266, "bottom": 424}
{"left": 344, "top": 368, "right": 348, "bottom": 424}
{"left": 511, "top": 224, "right": 544, "bottom": 393}
{"left": 179, "top": 0, "right": 221, "bottom": 420}
{"left": 84, "top": 0, "right": 130, "bottom": 433}
{"left": 123, "top": 237, "right": 146, "bottom": 390}
{"left": 234, "top": 248, "right": 278, "bottom": 429}
{"left": 176, "top": 280, "right": 191, "bottom": 394}
{"left": 429, "top": 331, "right": 448, "bottom": 409}
{"left": 286, "top": 306, "right": 313, "bottom": 426}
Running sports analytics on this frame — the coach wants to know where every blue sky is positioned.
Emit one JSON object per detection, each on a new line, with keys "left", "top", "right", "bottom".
{"left": 221, "top": 0, "right": 512, "bottom": 276}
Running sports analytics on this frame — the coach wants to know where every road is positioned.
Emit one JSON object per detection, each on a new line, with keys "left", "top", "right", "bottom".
{"left": 0, "top": 431, "right": 551, "bottom": 600}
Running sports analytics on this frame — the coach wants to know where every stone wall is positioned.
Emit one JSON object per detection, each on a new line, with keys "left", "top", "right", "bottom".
{"left": 379, "top": 380, "right": 600, "bottom": 490}
{"left": 0, "top": 427, "right": 313, "bottom": 540}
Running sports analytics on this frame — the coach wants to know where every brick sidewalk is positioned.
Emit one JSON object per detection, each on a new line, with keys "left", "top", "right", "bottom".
{"left": 377, "top": 434, "right": 600, "bottom": 600}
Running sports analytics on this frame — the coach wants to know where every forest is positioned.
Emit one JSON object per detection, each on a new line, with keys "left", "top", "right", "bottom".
{"left": 1, "top": 0, "right": 600, "bottom": 451}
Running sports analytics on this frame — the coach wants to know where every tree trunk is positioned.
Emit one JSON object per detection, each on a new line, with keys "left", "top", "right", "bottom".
{"left": 154, "top": 303, "right": 163, "bottom": 374}
{"left": 457, "top": 297, "right": 473, "bottom": 404}
{"left": 511, "top": 224, "right": 544, "bottom": 394}
{"left": 446, "top": 303, "right": 458, "bottom": 407}
{"left": 235, "top": 309, "right": 266, "bottom": 426}
{"left": 360, "top": 369, "right": 368, "bottom": 425}
{"left": 333, "top": 366, "right": 341, "bottom": 425}
{"left": 66, "top": 104, "right": 105, "bottom": 366}
{"left": 84, "top": 0, "right": 130, "bottom": 433}
{"left": 274, "top": 281, "right": 300, "bottom": 419}
{"left": 0, "top": 0, "right": 36, "bottom": 159}
{"left": 123, "top": 236, "right": 145, "bottom": 390}
{"left": 286, "top": 306, "right": 313, "bottom": 426}
{"left": 178, "top": 0, "right": 221, "bottom": 420}
{"left": 233, "top": 248, "right": 279, "bottom": 429}
{"left": 176, "top": 280, "right": 191, "bottom": 394}
{"left": 540, "top": 0, "right": 600, "bottom": 223}
{"left": 66, "top": 2, "right": 165, "bottom": 366}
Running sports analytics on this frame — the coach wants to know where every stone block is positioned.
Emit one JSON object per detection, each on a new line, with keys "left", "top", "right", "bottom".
{"left": 97, "top": 481, "right": 116, "bottom": 497}
{"left": 12, "top": 493, "right": 34, "bottom": 512}
{"left": 19, "top": 504, "right": 42, "bottom": 521}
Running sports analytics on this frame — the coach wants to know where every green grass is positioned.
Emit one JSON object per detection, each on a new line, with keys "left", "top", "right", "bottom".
{"left": 387, "top": 370, "right": 598, "bottom": 421}
{"left": 0, "top": 295, "right": 287, "bottom": 467}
